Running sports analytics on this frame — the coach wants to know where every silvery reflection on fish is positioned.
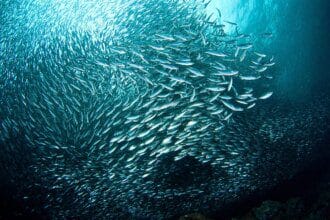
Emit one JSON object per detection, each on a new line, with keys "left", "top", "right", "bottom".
{"left": 0, "top": 0, "right": 277, "bottom": 218}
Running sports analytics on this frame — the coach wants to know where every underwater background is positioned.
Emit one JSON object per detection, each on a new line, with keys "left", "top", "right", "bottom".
{"left": 0, "top": 0, "right": 329, "bottom": 219}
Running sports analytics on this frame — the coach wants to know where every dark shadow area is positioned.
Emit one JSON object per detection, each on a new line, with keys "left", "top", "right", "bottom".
{"left": 209, "top": 130, "right": 330, "bottom": 220}
{"left": 152, "top": 152, "right": 214, "bottom": 190}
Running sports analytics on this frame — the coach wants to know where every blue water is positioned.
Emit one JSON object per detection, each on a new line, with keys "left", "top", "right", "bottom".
{"left": 0, "top": 0, "right": 329, "bottom": 219}
{"left": 212, "top": 0, "right": 330, "bottom": 100}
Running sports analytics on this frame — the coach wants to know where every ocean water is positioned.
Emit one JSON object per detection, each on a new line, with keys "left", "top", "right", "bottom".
{"left": 0, "top": 0, "right": 329, "bottom": 219}
{"left": 212, "top": 0, "right": 330, "bottom": 99}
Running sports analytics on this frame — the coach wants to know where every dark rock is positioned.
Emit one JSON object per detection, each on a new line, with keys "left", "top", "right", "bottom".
{"left": 285, "top": 198, "right": 305, "bottom": 218}
{"left": 253, "top": 201, "right": 284, "bottom": 220}
{"left": 179, "top": 213, "right": 212, "bottom": 220}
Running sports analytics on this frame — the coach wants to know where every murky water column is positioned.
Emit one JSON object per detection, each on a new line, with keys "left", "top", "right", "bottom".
{"left": 211, "top": 0, "right": 330, "bottom": 100}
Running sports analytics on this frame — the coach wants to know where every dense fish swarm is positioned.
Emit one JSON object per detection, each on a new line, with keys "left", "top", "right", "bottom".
{"left": 1, "top": 0, "right": 328, "bottom": 219}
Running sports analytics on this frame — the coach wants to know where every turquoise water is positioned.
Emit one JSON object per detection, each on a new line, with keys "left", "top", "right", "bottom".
{"left": 213, "top": 0, "right": 330, "bottom": 99}
{"left": 0, "top": 0, "right": 329, "bottom": 219}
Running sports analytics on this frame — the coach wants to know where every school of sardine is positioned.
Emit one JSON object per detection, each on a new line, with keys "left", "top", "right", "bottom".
{"left": 1, "top": 0, "right": 328, "bottom": 219}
